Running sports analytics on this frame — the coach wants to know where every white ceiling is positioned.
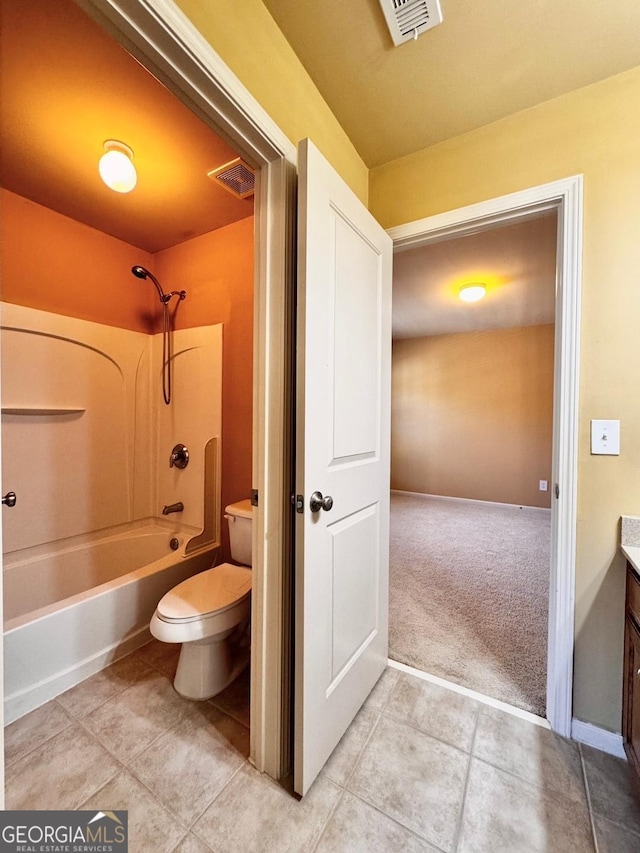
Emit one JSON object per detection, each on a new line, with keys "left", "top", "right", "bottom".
{"left": 263, "top": 0, "right": 640, "bottom": 166}
{"left": 392, "top": 212, "right": 557, "bottom": 339}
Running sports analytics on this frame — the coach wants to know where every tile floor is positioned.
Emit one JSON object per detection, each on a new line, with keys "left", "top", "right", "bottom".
{"left": 5, "top": 642, "right": 640, "bottom": 852}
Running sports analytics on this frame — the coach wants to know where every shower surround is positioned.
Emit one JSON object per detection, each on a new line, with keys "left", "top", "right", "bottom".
{"left": 1, "top": 301, "right": 222, "bottom": 720}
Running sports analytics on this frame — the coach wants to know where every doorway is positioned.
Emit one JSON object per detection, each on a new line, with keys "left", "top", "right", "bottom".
{"left": 387, "top": 180, "right": 583, "bottom": 736}
{"left": 389, "top": 213, "right": 557, "bottom": 716}
{"left": 0, "top": 0, "right": 296, "bottom": 794}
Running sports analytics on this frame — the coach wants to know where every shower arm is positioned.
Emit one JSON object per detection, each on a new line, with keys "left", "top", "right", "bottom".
{"left": 131, "top": 266, "right": 185, "bottom": 304}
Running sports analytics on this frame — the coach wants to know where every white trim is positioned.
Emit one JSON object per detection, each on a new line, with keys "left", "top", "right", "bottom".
{"left": 571, "top": 718, "right": 627, "bottom": 760}
{"left": 391, "top": 489, "right": 552, "bottom": 513}
{"left": 388, "top": 175, "right": 583, "bottom": 738}
{"left": 388, "top": 660, "right": 551, "bottom": 729}
{"left": 76, "top": 0, "right": 295, "bottom": 165}
{"left": 47, "top": 0, "right": 296, "bottom": 779}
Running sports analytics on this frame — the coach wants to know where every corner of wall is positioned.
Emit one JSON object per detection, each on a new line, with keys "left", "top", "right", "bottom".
{"left": 173, "top": 0, "right": 369, "bottom": 204}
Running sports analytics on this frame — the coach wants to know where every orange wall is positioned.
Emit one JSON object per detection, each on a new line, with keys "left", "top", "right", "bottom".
{"left": 392, "top": 324, "right": 555, "bottom": 508}
{"left": 155, "top": 218, "right": 254, "bottom": 560}
{"left": 1, "top": 190, "right": 254, "bottom": 558}
{"left": 0, "top": 189, "right": 155, "bottom": 332}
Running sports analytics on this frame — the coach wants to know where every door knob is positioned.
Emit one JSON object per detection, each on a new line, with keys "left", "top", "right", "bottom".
{"left": 2, "top": 492, "right": 17, "bottom": 508}
{"left": 310, "top": 491, "right": 333, "bottom": 513}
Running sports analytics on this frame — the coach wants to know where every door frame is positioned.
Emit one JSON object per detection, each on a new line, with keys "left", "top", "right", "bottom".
{"left": 387, "top": 175, "right": 583, "bottom": 736}
{"left": 67, "top": 0, "right": 297, "bottom": 777}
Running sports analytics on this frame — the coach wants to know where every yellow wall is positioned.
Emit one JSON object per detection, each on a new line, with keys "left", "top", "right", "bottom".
{"left": 173, "top": 0, "right": 368, "bottom": 203}
{"left": 392, "top": 326, "right": 554, "bottom": 509}
{"left": 372, "top": 66, "right": 640, "bottom": 732}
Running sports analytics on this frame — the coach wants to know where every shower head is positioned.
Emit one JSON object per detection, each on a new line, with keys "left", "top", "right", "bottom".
{"left": 131, "top": 265, "right": 167, "bottom": 304}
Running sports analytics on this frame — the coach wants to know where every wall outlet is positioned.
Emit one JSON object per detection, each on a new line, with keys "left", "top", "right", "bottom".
{"left": 539, "top": 480, "right": 548, "bottom": 492}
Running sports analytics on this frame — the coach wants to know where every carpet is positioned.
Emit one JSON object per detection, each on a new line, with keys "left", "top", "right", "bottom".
{"left": 389, "top": 492, "right": 550, "bottom": 716}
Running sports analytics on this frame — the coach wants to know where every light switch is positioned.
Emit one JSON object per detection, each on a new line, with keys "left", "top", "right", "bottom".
{"left": 590, "top": 419, "right": 620, "bottom": 455}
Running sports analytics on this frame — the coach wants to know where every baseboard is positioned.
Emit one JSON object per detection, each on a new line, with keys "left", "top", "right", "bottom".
{"left": 389, "top": 661, "right": 628, "bottom": 761}
{"left": 391, "top": 489, "right": 551, "bottom": 512}
{"left": 571, "top": 718, "right": 626, "bottom": 759}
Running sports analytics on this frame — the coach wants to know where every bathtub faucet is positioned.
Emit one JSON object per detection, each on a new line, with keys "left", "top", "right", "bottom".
{"left": 162, "top": 502, "right": 184, "bottom": 515}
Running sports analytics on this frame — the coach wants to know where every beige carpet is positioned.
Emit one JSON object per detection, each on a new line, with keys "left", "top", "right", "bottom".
{"left": 389, "top": 492, "right": 550, "bottom": 716}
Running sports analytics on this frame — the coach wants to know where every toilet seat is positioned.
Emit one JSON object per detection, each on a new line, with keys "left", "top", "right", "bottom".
{"left": 156, "top": 563, "right": 252, "bottom": 623}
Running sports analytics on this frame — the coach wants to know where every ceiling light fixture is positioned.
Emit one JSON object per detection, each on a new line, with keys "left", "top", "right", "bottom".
{"left": 99, "top": 140, "right": 137, "bottom": 193}
{"left": 459, "top": 283, "right": 487, "bottom": 303}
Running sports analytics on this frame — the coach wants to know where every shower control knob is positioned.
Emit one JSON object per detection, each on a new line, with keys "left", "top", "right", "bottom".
{"left": 310, "top": 491, "right": 333, "bottom": 513}
{"left": 170, "top": 444, "right": 189, "bottom": 469}
{"left": 2, "top": 491, "right": 17, "bottom": 508}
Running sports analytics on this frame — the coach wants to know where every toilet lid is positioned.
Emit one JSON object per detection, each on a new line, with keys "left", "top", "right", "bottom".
{"left": 156, "top": 563, "right": 252, "bottom": 622}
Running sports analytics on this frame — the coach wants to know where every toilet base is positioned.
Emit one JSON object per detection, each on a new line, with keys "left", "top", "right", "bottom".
{"left": 173, "top": 624, "right": 250, "bottom": 700}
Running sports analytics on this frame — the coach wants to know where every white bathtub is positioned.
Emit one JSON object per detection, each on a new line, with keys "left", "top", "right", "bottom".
{"left": 3, "top": 519, "right": 218, "bottom": 723}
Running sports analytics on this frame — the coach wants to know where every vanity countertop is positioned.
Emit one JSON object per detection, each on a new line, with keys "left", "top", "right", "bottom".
{"left": 621, "top": 544, "right": 640, "bottom": 577}
{"left": 621, "top": 516, "right": 640, "bottom": 577}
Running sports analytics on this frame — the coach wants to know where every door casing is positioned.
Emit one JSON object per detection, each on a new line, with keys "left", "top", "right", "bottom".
{"left": 387, "top": 176, "right": 583, "bottom": 736}
{"left": 63, "top": 0, "right": 297, "bottom": 778}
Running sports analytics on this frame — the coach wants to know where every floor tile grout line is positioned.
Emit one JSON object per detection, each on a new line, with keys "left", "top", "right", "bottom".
{"left": 76, "top": 758, "right": 189, "bottom": 838}
{"left": 133, "top": 647, "right": 252, "bottom": 732}
{"left": 55, "top": 657, "right": 158, "bottom": 720}
{"left": 73, "top": 760, "right": 129, "bottom": 813}
{"left": 388, "top": 659, "right": 550, "bottom": 728}
{"left": 468, "top": 752, "right": 591, "bottom": 814}
{"left": 450, "top": 702, "right": 482, "bottom": 852}
{"left": 345, "top": 786, "right": 449, "bottom": 852}
{"left": 73, "top": 692, "right": 191, "bottom": 769}
{"left": 184, "top": 760, "right": 248, "bottom": 833}
{"left": 189, "top": 762, "right": 248, "bottom": 843}
{"left": 170, "top": 830, "right": 216, "bottom": 853}
{"left": 579, "top": 745, "right": 640, "bottom": 840}
{"left": 335, "top": 707, "right": 384, "bottom": 790}
{"left": 56, "top": 649, "right": 251, "bottom": 828}
{"left": 124, "top": 763, "right": 197, "bottom": 835}
{"left": 379, "top": 705, "right": 476, "bottom": 760}
{"left": 308, "top": 786, "right": 346, "bottom": 853}
{"left": 579, "top": 743, "right": 601, "bottom": 853}
{"left": 4, "top": 699, "right": 76, "bottom": 770}
{"left": 207, "top": 698, "right": 250, "bottom": 731}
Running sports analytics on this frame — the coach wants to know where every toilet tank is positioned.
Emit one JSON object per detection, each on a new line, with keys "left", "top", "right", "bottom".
{"left": 224, "top": 499, "right": 253, "bottom": 567}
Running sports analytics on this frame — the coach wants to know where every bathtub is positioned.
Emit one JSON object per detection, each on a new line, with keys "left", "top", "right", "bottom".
{"left": 3, "top": 519, "right": 219, "bottom": 723}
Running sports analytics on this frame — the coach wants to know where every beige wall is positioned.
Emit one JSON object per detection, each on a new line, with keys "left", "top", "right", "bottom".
{"left": 174, "top": 0, "right": 368, "bottom": 203}
{"left": 372, "top": 66, "right": 640, "bottom": 732}
{"left": 392, "top": 326, "right": 554, "bottom": 508}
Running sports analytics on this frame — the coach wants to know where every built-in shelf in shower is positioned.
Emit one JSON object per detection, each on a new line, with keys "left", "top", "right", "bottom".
{"left": 1, "top": 407, "right": 86, "bottom": 416}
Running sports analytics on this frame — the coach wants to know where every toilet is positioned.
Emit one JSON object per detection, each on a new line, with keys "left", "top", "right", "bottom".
{"left": 150, "top": 499, "right": 253, "bottom": 700}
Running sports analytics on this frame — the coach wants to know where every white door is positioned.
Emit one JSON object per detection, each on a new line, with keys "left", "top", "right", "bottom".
{"left": 294, "top": 140, "right": 392, "bottom": 796}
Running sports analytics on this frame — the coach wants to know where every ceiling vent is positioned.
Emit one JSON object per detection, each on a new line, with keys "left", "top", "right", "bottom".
{"left": 378, "top": 0, "right": 443, "bottom": 46}
{"left": 208, "top": 157, "right": 255, "bottom": 199}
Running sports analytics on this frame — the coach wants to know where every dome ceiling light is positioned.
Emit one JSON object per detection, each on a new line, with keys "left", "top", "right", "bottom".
{"left": 98, "top": 140, "right": 137, "bottom": 193}
{"left": 459, "top": 283, "right": 487, "bottom": 303}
